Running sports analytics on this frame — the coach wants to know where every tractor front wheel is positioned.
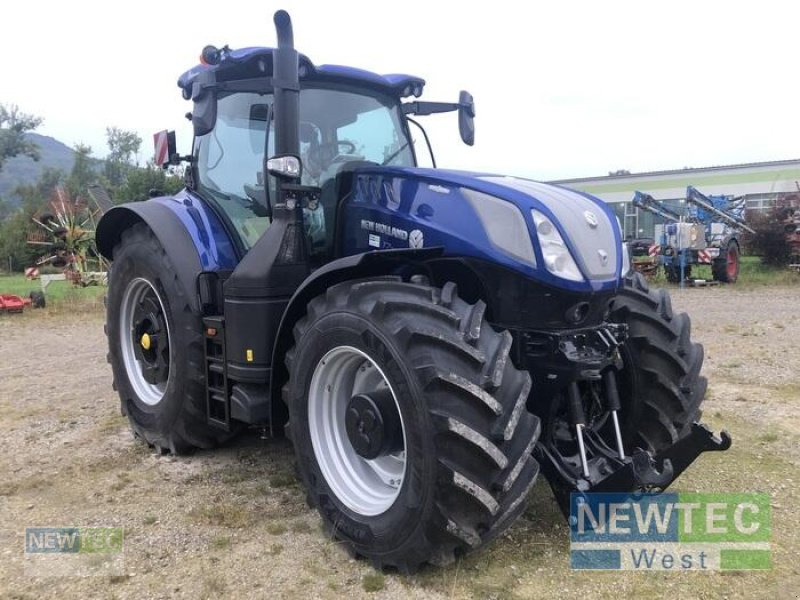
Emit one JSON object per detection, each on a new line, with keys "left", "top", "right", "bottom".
{"left": 284, "top": 278, "right": 541, "bottom": 572}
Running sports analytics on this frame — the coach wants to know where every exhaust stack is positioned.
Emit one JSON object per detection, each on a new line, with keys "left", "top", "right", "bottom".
{"left": 273, "top": 10, "right": 300, "bottom": 159}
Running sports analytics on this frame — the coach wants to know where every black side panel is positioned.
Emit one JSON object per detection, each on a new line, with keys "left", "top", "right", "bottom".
{"left": 96, "top": 203, "right": 203, "bottom": 312}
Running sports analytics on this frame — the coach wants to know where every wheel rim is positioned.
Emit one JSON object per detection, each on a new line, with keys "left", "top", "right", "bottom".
{"left": 119, "top": 278, "right": 171, "bottom": 406}
{"left": 308, "top": 346, "right": 407, "bottom": 516}
{"left": 727, "top": 247, "right": 738, "bottom": 279}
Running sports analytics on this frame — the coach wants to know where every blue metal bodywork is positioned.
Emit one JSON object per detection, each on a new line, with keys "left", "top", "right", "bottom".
{"left": 150, "top": 190, "right": 239, "bottom": 271}
{"left": 338, "top": 167, "right": 622, "bottom": 293}
{"left": 151, "top": 168, "right": 623, "bottom": 293}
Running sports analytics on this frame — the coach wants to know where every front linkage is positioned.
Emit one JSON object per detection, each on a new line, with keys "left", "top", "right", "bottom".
{"left": 521, "top": 321, "right": 731, "bottom": 516}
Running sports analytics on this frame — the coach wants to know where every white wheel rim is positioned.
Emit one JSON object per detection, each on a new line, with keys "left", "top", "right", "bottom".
{"left": 119, "top": 277, "right": 171, "bottom": 406}
{"left": 308, "top": 346, "right": 407, "bottom": 516}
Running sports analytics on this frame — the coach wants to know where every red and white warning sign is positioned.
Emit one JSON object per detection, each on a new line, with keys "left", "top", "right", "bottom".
{"left": 697, "top": 250, "right": 711, "bottom": 264}
{"left": 24, "top": 267, "right": 40, "bottom": 280}
{"left": 154, "top": 130, "right": 170, "bottom": 166}
{"left": 648, "top": 244, "right": 661, "bottom": 256}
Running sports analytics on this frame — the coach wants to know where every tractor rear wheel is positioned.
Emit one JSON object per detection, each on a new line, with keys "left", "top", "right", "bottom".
{"left": 712, "top": 241, "right": 739, "bottom": 283}
{"left": 284, "top": 278, "right": 541, "bottom": 572}
{"left": 106, "top": 223, "right": 233, "bottom": 454}
{"left": 609, "top": 272, "right": 706, "bottom": 453}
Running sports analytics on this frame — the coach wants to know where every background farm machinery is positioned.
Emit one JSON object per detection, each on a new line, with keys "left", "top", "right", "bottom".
{"left": 632, "top": 186, "right": 755, "bottom": 284}
{"left": 26, "top": 186, "right": 110, "bottom": 287}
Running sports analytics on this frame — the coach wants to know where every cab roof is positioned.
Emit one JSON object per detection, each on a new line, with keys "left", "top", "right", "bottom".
{"left": 177, "top": 47, "right": 425, "bottom": 97}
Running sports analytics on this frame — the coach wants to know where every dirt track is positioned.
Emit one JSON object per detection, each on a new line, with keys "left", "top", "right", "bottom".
{"left": 1, "top": 285, "right": 798, "bottom": 599}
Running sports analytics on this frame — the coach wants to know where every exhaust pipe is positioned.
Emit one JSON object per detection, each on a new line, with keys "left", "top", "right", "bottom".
{"left": 273, "top": 10, "right": 300, "bottom": 158}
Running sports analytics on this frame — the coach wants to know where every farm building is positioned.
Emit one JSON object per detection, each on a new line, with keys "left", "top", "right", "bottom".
{"left": 551, "top": 159, "right": 800, "bottom": 239}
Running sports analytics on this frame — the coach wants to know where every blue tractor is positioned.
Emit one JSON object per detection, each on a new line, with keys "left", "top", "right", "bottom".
{"left": 97, "top": 11, "right": 729, "bottom": 571}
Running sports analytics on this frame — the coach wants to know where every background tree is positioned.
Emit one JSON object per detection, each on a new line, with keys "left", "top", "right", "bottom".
{"left": 0, "top": 168, "right": 64, "bottom": 271}
{"left": 0, "top": 104, "right": 42, "bottom": 171}
{"left": 66, "top": 143, "right": 98, "bottom": 200}
{"left": 117, "top": 163, "right": 185, "bottom": 202}
{"left": 747, "top": 192, "right": 800, "bottom": 266}
{"left": 104, "top": 127, "right": 142, "bottom": 188}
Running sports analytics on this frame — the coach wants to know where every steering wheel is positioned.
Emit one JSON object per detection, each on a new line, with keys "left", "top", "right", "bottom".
{"left": 318, "top": 140, "right": 357, "bottom": 162}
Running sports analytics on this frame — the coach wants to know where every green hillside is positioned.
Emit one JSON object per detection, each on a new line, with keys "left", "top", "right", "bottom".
{"left": 0, "top": 133, "right": 76, "bottom": 203}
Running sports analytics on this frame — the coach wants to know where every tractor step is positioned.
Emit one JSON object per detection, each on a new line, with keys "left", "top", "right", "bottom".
{"left": 203, "top": 316, "right": 231, "bottom": 430}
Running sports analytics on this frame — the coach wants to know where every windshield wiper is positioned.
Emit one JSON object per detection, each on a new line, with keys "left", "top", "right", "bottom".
{"left": 382, "top": 141, "right": 410, "bottom": 166}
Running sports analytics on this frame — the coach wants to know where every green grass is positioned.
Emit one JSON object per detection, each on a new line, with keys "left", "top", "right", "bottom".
{"left": 649, "top": 255, "right": 800, "bottom": 287}
{"left": 0, "top": 273, "right": 104, "bottom": 311}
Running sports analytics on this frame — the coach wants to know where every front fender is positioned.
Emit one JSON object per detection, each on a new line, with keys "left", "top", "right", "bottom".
{"left": 97, "top": 201, "right": 205, "bottom": 312}
{"left": 268, "top": 247, "right": 443, "bottom": 431}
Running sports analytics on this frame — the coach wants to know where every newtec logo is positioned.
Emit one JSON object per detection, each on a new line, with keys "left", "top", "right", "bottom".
{"left": 25, "top": 528, "right": 123, "bottom": 554}
{"left": 570, "top": 493, "right": 770, "bottom": 570}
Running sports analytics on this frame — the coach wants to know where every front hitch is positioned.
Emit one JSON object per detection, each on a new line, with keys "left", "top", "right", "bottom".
{"left": 536, "top": 422, "right": 732, "bottom": 517}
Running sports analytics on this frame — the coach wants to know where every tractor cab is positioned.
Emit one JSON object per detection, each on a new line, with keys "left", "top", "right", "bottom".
{"left": 169, "top": 47, "right": 467, "bottom": 265}
{"left": 162, "top": 44, "right": 473, "bottom": 266}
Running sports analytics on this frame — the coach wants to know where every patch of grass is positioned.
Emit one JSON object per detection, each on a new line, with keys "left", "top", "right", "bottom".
{"left": 143, "top": 515, "right": 157, "bottom": 525}
{"left": 201, "top": 575, "right": 226, "bottom": 598}
{"left": 720, "top": 361, "right": 742, "bottom": 369}
{"left": 269, "top": 543, "right": 283, "bottom": 555}
{"left": 189, "top": 503, "right": 252, "bottom": 529}
{"left": 265, "top": 522, "right": 287, "bottom": 535}
{"left": 0, "top": 274, "right": 105, "bottom": 312}
{"left": 97, "top": 414, "right": 127, "bottom": 434}
{"left": 211, "top": 535, "right": 231, "bottom": 550}
{"left": 759, "top": 431, "right": 779, "bottom": 443}
{"left": 773, "top": 383, "right": 800, "bottom": 402}
{"left": 291, "top": 520, "right": 312, "bottom": 534}
{"left": 269, "top": 472, "right": 296, "bottom": 488}
{"left": 362, "top": 572, "right": 386, "bottom": 593}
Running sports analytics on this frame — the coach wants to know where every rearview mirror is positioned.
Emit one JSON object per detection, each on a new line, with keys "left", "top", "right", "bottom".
{"left": 458, "top": 90, "right": 475, "bottom": 146}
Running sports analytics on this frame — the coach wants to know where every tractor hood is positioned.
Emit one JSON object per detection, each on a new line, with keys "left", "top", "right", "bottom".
{"left": 351, "top": 166, "right": 624, "bottom": 292}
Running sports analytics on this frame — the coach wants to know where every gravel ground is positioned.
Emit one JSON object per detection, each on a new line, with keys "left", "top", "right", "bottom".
{"left": 0, "top": 285, "right": 798, "bottom": 599}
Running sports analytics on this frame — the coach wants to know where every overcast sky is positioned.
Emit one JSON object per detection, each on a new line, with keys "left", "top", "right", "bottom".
{"left": 3, "top": 1, "right": 798, "bottom": 180}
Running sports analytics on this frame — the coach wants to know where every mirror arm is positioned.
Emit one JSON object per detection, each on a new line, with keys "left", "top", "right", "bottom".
{"left": 402, "top": 101, "right": 461, "bottom": 116}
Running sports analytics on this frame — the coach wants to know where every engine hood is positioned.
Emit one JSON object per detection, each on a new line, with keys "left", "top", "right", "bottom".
{"left": 354, "top": 166, "right": 623, "bottom": 290}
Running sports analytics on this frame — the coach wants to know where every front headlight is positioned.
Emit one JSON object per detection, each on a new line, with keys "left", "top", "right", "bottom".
{"left": 462, "top": 190, "right": 536, "bottom": 267}
{"left": 531, "top": 210, "right": 584, "bottom": 282}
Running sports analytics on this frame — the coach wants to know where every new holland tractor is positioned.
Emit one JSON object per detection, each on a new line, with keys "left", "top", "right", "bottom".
{"left": 97, "top": 11, "right": 730, "bottom": 571}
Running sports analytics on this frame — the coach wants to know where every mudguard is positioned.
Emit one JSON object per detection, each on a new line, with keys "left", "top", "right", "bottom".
{"left": 268, "top": 247, "right": 443, "bottom": 429}
{"left": 96, "top": 201, "right": 205, "bottom": 313}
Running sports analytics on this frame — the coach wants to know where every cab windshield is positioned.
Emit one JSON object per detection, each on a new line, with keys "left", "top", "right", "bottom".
{"left": 195, "top": 86, "right": 414, "bottom": 249}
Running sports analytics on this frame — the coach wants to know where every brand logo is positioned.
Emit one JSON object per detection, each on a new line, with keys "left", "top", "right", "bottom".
{"left": 584, "top": 210, "right": 599, "bottom": 228}
{"left": 409, "top": 229, "right": 424, "bottom": 248}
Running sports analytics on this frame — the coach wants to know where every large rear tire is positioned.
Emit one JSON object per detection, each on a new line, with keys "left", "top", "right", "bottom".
{"left": 609, "top": 272, "right": 706, "bottom": 453}
{"left": 106, "top": 223, "right": 233, "bottom": 454}
{"left": 284, "top": 278, "right": 541, "bottom": 572}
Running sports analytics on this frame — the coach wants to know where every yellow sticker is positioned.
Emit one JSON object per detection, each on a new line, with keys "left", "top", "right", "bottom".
{"left": 246, "top": 349, "right": 254, "bottom": 362}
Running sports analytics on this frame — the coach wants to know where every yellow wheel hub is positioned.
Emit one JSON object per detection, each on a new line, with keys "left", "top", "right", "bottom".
{"left": 140, "top": 332, "right": 152, "bottom": 350}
